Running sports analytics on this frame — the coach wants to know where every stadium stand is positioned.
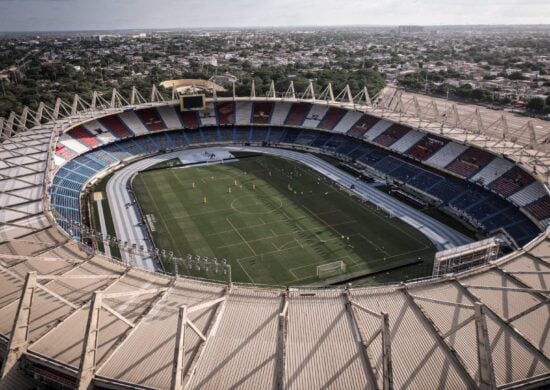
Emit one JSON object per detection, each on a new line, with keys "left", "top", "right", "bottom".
{"left": 445, "top": 147, "right": 495, "bottom": 178}
{"left": 470, "top": 156, "right": 515, "bottom": 186}
{"left": 216, "top": 101, "right": 235, "bottom": 126}
{"left": 98, "top": 114, "right": 134, "bottom": 139}
{"left": 198, "top": 102, "right": 218, "bottom": 127}
{"left": 285, "top": 103, "right": 311, "bottom": 126}
{"left": 389, "top": 129, "right": 425, "bottom": 153}
{"left": 363, "top": 118, "right": 394, "bottom": 141}
{"left": 318, "top": 107, "right": 346, "bottom": 131}
{"left": 426, "top": 142, "right": 469, "bottom": 169}
{"left": 81, "top": 120, "right": 118, "bottom": 144}
{"left": 57, "top": 133, "right": 90, "bottom": 154}
{"left": 68, "top": 126, "right": 103, "bottom": 149}
{"left": 509, "top": 181, "right": 548, "bottom": 207}
{"left": 179, "top": 110, "right": 200, "bottom": 130}
{"left": 489, "top": 166, "right": 535, "bottom": 197}
{"left": 524, "top": 195, "right": 550, "bottom": 220}
{"left": 235, "top": 101, "right": 253, "bottom": 126}
{"left": 270, "top": 102, "right": 292, "bottom": 126}
{"left": 156, "top": 105, "right": 184, "bottom": 130}
{"left": 302, "top": 104, "right": 329, "bottom": 129}
{"left": 372, "top": 123, "right": 411, "bottom": 148}
{"left": 332, "top": 110, "right": 363, "bottom": 134}
{"left": 135, "top": 107, "right": 167, "bottom": 131}
{"left": 252, "top": 101, "right": 274, "bottom": 124}
{"left": 347, "top": 114, "right": 381, "bottom": 138}
{"left": 118, "top": 110, "right": 150, "bottom": 136}
{"left": 405, "top": 134, "right": 448, "bottom": 161}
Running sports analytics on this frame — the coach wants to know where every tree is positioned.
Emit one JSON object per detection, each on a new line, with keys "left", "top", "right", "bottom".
{"left": 526, "top": 97, "right": 545, "bottom": 113}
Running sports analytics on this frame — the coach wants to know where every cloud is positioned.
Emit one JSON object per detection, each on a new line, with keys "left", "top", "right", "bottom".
{"left": 0, "top": 0, "right": 549, "bottom": 32}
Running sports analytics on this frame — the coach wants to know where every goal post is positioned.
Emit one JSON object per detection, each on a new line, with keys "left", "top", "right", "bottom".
{"left": 316, "top": 260, "right": 346, "bottom": 279}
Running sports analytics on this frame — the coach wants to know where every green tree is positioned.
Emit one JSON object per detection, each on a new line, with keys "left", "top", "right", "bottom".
{"left": 526, "top": 97, "right": 545, "bottom": 113}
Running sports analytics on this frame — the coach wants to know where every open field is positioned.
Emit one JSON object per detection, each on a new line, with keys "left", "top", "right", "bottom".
{"left": 132, "top": 154, "right": 436, "bottom": 286}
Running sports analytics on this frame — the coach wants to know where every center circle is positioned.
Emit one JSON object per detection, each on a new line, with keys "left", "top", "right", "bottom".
{"left": 230, "top": 194, "right": 284, "bottom": 214}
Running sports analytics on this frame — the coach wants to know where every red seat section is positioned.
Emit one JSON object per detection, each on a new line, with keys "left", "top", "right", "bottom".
{"left": 216, "top": 102, "right": 235, "bottom": 125}
{"left": 372, "top": 124, "right": 410, "bottom": 147}
{"left": 252, "top": 102, "right": 274, "bottom": 124}
{"left": 489, "top": 166, "right": 535, "bottom": 197}
{"left": 318, "top": 108, "right": 346, "bottom": 130}
{"left": 68, "top": 126, "right": 101, "bottom": 148}
{"left": 55, "top": 144, "right": 77, "bottom": 161}
{"left": 135, "top": 108, "right": 166, "bottom": 131}
{"left": 405, "top": 135, "right": 448, "bottom": 161}
{"left": 99, "top": 115, "right": 134, "bottom": 139}
{"left": 284, "top": 103, "right": 311, "bottom": 126}
{"left": 179, "top": 111, "right": 200, "bottom": 130}
{"left": 525, "top": 195, "right": 550, "bottom": 220}
{"left": 346, "top": 114, "right": 379, "bottom": 138}
{"left": 446, "top": 147, "right": 495, "bottom": 178}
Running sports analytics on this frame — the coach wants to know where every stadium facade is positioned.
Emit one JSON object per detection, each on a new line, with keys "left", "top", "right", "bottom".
{"left": 0, "top": 82, "right": 549, "bottom": 389}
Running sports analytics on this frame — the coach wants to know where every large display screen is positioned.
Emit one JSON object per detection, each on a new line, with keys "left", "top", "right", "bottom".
{"left": 180, "top": 94, "right": 206, "bottom": 111}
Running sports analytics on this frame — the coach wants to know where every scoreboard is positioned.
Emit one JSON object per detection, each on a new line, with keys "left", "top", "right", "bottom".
{"left": 179, "top": 94, "right": 206, "bottom": 111}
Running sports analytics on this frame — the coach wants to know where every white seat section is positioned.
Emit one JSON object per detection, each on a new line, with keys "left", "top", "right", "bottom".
{"left": 332, "top": 111, "right": 363, "bottom": 133}
{"left": 156, "top": 105, "right": 183, "bottom": 130}
{"left": 509, "top": 182, "right": 547, "bottom": 206}
{"left": 198, "top": 102, "right": 218, "bottom": 126}
{"left": 53, "top": 154, "right": 66, "bottom": 167}
{"left": 426, "top": 142, "right": 468, "bottom": 169}
{"left": 541, "top": 217, "right": 550, "bottom": 228}
{"left": 270, "top": 102, "right": 292, "bottom": 125}
{"left": 118, "top": 111, "right": 149, "bottom": 136}
{"left": 363, "top": 119, "right": 393, "bottom": 141}
{"left": 389, "top": 129, "right": 425, "bottom": 153}
{"left": 302, "top": 104, "right": 328, "bottom": 129}
{"left": 58, "top": 134, "right": 89, "bottom": 154}
{"left": 235, "top": 101, "right": 253, "bottom": 125}
{"left": 471, "top": 157, "right": 515, "bottom": 186}
{"left": 82, "top": 120, "right": 117, "bottom": 144}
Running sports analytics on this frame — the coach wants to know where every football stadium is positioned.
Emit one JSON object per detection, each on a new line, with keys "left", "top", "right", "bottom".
{"left": 0, "top": 79, "right": 549, "bottom": 389}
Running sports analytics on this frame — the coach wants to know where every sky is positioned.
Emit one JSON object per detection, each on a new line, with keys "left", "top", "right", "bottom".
{"left": 0, "top": 0, "right": 549, "bottom": 32}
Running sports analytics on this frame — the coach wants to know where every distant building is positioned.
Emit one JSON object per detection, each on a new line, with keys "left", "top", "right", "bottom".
{"left": 398, "top": 26, "right": 424, "bottom": 34}
{"left": 209, "top": 73, "right": 237, "bottom": 87}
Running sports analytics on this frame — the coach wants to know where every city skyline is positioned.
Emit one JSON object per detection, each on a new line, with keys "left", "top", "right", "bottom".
{"left": 0, "top": 0, "right": 549, "bottom": 32}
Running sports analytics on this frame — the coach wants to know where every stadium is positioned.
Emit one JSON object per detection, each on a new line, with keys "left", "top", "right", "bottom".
{"left": 0, "top": 78, "right": 549, "bottom": 390}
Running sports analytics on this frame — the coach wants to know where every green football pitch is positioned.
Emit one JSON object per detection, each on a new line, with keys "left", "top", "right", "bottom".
{"left": 131, "top": 154, "right": 436, "bottom": 286}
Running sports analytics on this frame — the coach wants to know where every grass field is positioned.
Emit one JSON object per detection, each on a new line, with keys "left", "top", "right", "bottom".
{"left": 132, "top": 153, "right": 436, "bottom": 286}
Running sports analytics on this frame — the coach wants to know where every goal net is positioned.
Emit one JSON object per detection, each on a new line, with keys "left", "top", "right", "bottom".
{"left": 316, "top": 261, "right": 346, "bottom": 279}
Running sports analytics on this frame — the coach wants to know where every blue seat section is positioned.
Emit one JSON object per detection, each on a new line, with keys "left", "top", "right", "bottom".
{"left": 50, "top": 128, "right": 541, "bottom": 246}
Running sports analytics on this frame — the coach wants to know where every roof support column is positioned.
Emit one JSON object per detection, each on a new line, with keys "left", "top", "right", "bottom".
{"left": 0, "top": 271, "right": 37, "bottom": 379}
{"left": 474, "top": 303, "right": 496, "bottom": 390}
{"left": 276, "top": 291, "right": 288, "bottom": 390}
{"left": 171, "top": 305, "right": 188, "bottom": 390}
{"left": 380, "top": 312, "right": 393, "bottom": 390}
{"left": 77, "top": 291, "right": 103, "bottom": 390}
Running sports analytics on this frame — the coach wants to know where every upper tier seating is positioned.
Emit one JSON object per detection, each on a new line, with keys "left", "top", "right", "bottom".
{"left": 235, "top": 102, "right": 253, "bottom": 126}
{"left": 389, "top": 129, "right": 425, "bottom": 154}
{"left": 118, "top": 111, "right": 150, "bottom": 136}
{"left": 98, "top": 115, "right": 134, "bottom": 139}
{"left": 405, "top": 135, "right": 448, "bottom": 161}
{"left": 470, "top": 157, "right": 515, "bottom": 186}
{"left": 285, "top": 103, "right": 311, "bottom": 126}
{"left": 198, "top": 103, "right": 217, "bottom": 127}
{"left": 82, "top": 120, "right": 117, "bottom": 144}
{"left": 68, "top": 126, "right": 102, "bottom": 149}
{"left": 302, "top": 105, "right": 329, "bottom": 129}
{"left": 426, "top": 142, "right": 468, "bottom": 169}
{"left": 445, "top": 147, "right": 495, "bottom": 178}
{"left": 333, "top": 111, "right": 363, "bottom": 134}
{"left": 363, "top": 119, "right": 393, "bottom": 141}
{"left": 252, "top": 102, "right": 274, "bottom": 124}
{"left": 135, "top": 108, "right": 167, "bottom": 132}
{"left": 346, "top": 114, "right": 380, "bottom": 138}
{"left": 216, "top": 102, "right": 235, "bottom": 126}
{"left": 178, "top": 111, "right": 200, "bottom": 130}
{"left": 488, "top": 166, "right": 535, "bottom": 197}
{"left": 156, "top": 105, "right": 184, "bottom": 130}
{"left": 372, "top": 124, "right": 410, "bottom": 148}
{"left": 524, "top": 196, "right": 550, "bottom": 221}
{"left": 509, "top": 182, "right": 547, "bottom": 207}
{"left": 270, "top": 102, "right": 292, "bottom": 126}
{"left": 318, "top": 108, "right": 346, "bottom": 131}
